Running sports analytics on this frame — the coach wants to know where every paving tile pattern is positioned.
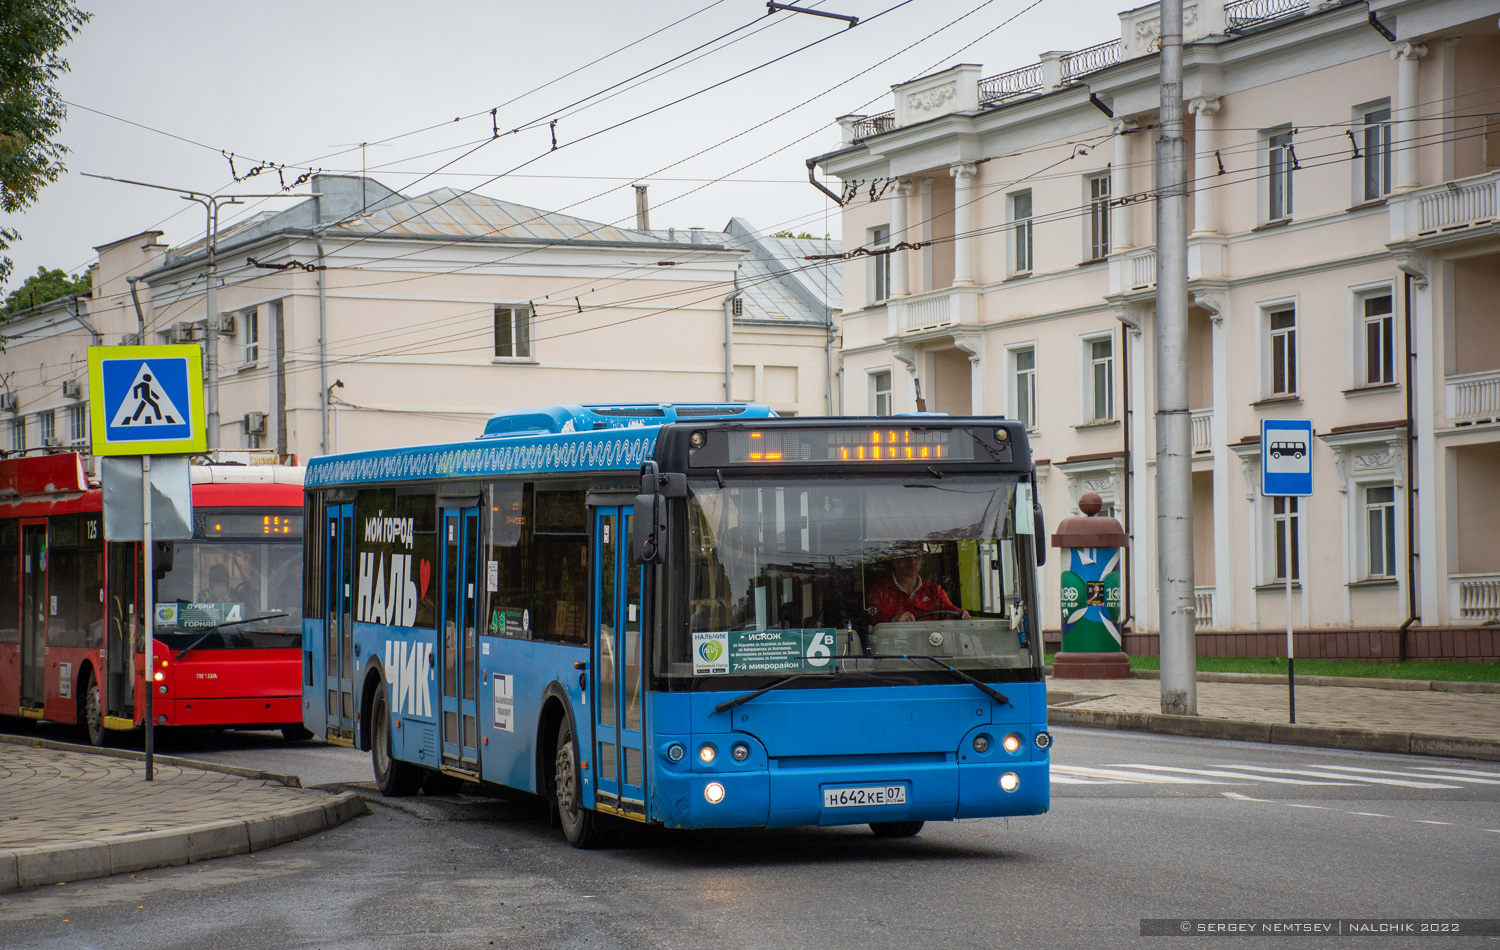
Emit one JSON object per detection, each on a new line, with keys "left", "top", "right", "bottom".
{"left": 0, "top": 746, "right": 316, "bottom": 849}
{"left": 1050, "top": 678, "right": 1500, "bottom": 741}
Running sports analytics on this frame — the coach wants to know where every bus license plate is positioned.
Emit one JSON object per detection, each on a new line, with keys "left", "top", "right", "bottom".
{"left": 823, "top": 785, "right": 906, "bottom": 808}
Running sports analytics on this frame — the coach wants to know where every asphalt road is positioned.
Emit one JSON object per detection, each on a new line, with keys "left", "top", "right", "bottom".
{"left": 5, "top": 725, "right": 1498, "bottom": 949}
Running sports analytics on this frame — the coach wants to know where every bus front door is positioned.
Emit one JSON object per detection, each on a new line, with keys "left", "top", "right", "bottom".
{"left": 438, "top": 506, "right": 481, "bottom": 768}
{"left": 591, "top": 506, "right": 645, "bottom": 816}
{"left": 19, "top": 521, "right": 47, "bottom": 711}
{"left": 325, "top": 505, "right": 356, "bottom": 742}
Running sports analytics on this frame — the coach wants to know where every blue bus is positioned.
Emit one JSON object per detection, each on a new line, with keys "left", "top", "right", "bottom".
{"left": 302, "top": 404, "right": 1050, "bottom": 847}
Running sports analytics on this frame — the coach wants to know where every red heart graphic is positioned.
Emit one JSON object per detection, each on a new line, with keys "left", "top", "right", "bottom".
{"left": 419, "top": 559, "right": 431, "bottom": 599}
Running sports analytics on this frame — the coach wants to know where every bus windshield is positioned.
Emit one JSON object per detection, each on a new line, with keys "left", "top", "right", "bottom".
{"left": 665, "top": 477, "right": 1039, "bottom": 683}
{"left": 154, "top": 509, "right": 304, "bottom": 649}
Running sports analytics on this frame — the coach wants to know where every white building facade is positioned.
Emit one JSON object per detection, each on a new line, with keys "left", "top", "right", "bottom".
{"left": 816, "top": 0, "right": 1500, "bottom": 658}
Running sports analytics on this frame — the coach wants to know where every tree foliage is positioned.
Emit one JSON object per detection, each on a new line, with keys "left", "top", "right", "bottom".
{"left": 0, "top": 0, "right": 89, "bottom": 289}
{"left": 4, "top": 264, "right": 88, "bottom": 312}
{"left": 771, "top": 230, "right": 828, "bottom": 240}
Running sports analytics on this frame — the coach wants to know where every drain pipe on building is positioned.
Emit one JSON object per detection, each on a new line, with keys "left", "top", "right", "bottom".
{"left": 1398, "top": 272, "right": 1419, "bottom": 660}
{"left": 723, "top": 268, "right": 741, "bottom": 401}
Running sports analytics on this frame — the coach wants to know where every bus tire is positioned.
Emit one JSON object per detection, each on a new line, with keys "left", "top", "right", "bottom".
{"left": 80, "top": 670, "right": 107, "bottom": 748}
{"left": 281, "top": 725, "right": 315, "bottom": 742}
{"left": 869, "top": 821, "right": 924, "bottom": 838}
{"left": 371, "top": 688, "right": 420, "bottom": 796}
{"left": 554, "top": 721, "right": 613, "bottom": 849}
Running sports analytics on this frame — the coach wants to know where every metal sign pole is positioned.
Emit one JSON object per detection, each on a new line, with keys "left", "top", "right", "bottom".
{"left": 1285, "top": 499, "right": 1295, "bottom": 724}
{"left": 142, "top": 454, "right": 154, "bottom": 780}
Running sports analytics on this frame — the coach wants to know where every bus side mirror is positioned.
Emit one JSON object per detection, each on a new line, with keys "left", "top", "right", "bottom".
{"left": 153, "top": 540, "right": 175, "bottom": 580}
{"left": 1033, "top": 505, "right": 1046, "bottom": 567}
{"left": 632, "top": 492, "right": 667, "bottom": 564}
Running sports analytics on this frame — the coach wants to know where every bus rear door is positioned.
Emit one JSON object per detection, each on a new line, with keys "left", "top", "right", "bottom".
{"left": 591, "top": 506, "right": 645, "bottom": 816}
{"left": 438, "top": 504, "right": 481, "bottom": 769}
{"left": 326, "top": 504, "right": 356, "bottom": 742}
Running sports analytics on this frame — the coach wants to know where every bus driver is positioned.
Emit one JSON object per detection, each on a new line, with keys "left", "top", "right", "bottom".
{"left": 867, "top": 546, "right": 970, "bottom": 624}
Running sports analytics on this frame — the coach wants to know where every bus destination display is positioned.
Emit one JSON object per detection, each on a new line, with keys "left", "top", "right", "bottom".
{"left": 725, "top": 427, "right": 976, "bottom": 464}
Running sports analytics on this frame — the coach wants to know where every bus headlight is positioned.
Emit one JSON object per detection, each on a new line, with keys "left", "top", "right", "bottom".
{"left": 731, "top": 742, "right": 750, "bottom": 762}
{"left": 665, "top": 742, "right": 686, "bottom": 763}
{"left": 1035, "top": 731, "right": 1052, "bottom": 750}
{"left": 1002, "top": 733, "right": 1023, "bottom": 754}
{"left": 698, "top": 743, "right": 717, "bottom": 765}
{"left": 972, "top": 734, "right": 990, "bottom": 753}
{"left": 704, "top": 782, "right": 725, "bottom": 804}
{"left": 154, "top": 671, "right": 164, "bottom": 682}
{"left": 158, "top": 685, "right": 168, "bottom": 695}
{"left": 1000, "top": 772, "right": 1020, "bottom": 792}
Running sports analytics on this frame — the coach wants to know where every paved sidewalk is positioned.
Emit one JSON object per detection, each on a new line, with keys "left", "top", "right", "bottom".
{"left": 1047, "top": 673, "right": 1500, "bottom": 760}
{"left": 0, "top": 736, "right": 364, "bottom": 893}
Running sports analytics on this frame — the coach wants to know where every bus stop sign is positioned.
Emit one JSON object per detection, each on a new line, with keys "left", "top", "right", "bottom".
{"left": 1261, "top": 418, "right": 1313, "bottom": 497}
{"left": 87, "top": 345, "right": 206, "bottom": 456}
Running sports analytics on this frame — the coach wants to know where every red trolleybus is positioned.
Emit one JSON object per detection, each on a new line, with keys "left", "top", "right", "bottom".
{"left": 0, "top": 452, "right": 307, "bottom": 744}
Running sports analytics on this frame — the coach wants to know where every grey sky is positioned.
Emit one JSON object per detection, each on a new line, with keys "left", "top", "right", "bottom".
{"left": 5, "top": 0, "right": 1125, "bottom": 293}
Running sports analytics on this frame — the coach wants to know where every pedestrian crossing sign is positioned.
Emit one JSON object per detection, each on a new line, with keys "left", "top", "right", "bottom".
{"left": 87, "top": 345, "right": 206, "bottom": 456}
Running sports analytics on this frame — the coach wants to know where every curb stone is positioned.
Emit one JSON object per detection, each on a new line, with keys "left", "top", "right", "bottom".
{"left": 1045, "top": 706, "right": 1500, "bottom": 762}
{"left": 1123, "top": 669, "right": 1500, "bottom": 694}
{"left": 0, "top": 733, "right": 302, "bottom": 787}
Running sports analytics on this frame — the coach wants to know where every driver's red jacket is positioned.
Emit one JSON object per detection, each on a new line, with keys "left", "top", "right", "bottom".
{"left": 867, "top": 575, "right": 961, "bottom": 624}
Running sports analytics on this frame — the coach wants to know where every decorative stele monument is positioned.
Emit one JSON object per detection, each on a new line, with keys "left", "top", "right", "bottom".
{"left": 1050, "top": 492, "right": 1130, "bottom": 679}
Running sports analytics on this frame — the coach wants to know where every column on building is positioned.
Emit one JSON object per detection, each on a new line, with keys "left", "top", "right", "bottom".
{"left": 1392, "top": 42, "right": 1426, "bottom": 193}
{"left": 1110, "top": 120, "right": 1135, "bottom": 252}
{"left": 952, "top": 330, "right": 984, "bottom": 413}
{"left": 891, "top": 178, "right": 913, "bottom": 297}
{"left": 950, "top": 163, "right": 978, "bottom": 287}
{"left": 1188, "top": 98, "right": 1220, "bottom": 235}
{"left": 1194, "top": 290, "right": 1232, "bottom": 629}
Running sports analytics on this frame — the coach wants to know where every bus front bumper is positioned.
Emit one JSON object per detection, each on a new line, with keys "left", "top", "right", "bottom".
{"left": 151, "top": 695, "right": 302, "bottom": 729}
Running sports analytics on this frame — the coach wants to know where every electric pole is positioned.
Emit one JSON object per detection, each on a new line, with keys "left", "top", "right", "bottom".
{"left": 1155, "top": 0, "right": 1198, "bottom": 715}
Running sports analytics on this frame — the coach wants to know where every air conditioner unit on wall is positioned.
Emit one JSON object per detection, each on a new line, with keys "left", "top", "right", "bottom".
{"left": 243, "top": 412, "right": 267, "bottom": 435}
{"left": 43, "top": 437, "right": 62, "bottom": 448}
{"left": 0, "top": 393, "right": 15, "bottom": 412}
{"left": 169, "top": 322, "right": 195, "bottom": 343}
{"left": 218, "top": 313, "right": 235, "bottom": 335}
{"left": 61, "top": 380, "right": 81, "bottom": 398}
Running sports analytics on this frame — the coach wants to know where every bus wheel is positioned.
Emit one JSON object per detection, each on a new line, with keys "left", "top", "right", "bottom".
{"left": 554, "top": 722, "right": 614, "bottom": 849}
{"left": 281, "top": 725, "right": 314, "bottom": 742}
{"left": 870, "top": 821, "right": 924, "bottom": 838}
{"left": 81, "top": 671, "right": 107, "bottom": 747}
{"left": 371, "top": 689, "right": 420, "bottom": 796}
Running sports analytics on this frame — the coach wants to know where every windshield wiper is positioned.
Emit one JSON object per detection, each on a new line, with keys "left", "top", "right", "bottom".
{"left": 175, "top": 612, "right": 290, "bottom": 660}
{"left": 867, "top": 654, "right": 1010, "bottom": 706}
{"left": 715, "top": 673, "right": 822, "bottom": 714}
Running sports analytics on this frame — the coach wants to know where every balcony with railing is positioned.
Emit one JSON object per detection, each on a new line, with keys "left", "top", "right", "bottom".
{"left": 1390, "top": 169, "right": 1500, "bottom": 243}
{"left": 1061, "top": 39, "right": 1122, "bottom": 82}
{"left": 1451, "top": 573, "right": 1500, "bottom": 623}
{"left": 978, "top": 63, "right": 1044, "bottom": 107}
{"left": 1224, "top": 0, "right": 1308, "bottom": 31}
{"left": 1191, "top": 409, "right": 1213, "bottom": 454}
{"left": 887, "top": 288, "right": 979, "bottom": 335}
{"left": 1447, "top": 369, "right": 1500, "bottom": 427}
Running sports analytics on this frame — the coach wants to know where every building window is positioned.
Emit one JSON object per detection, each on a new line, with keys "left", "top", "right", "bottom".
{"left": 68, "top": 405, "right": 87, "bottom": 444}
{"left": 1084, "top": 335, "right": 1114, "bottom": 422}
{"left": 1268, "top": 306, "right": 1297, "bottom": 396}
{"left": 870, "top": 370, "right": 892, "bottom": 416}
{"left": 1358, "top": 103, "right": 1392, "bottom": 202}
{"left": 1011, "top": 346, "right": 1037, "bottom": 430}
{"left": 494, "top": 305, "right": 533, "bottom": 359}
{"left": 38, "top": 411, "right": 55, "bottom": 446}
{"left": 1363, "top": 483, "right": 1397, "bottom": 579}
{"left": 1267, "top": 128, "right": 1294, "bottom": 221}
{"left": 1358, "top": 289, "right": 1395, "bottom": 386}
{"left": 244, "top": 308, "right": 259, "bottom": 364}
{"left": 1087, "top": 173, "right": 1110, "bottom": 260}
{"left": 10, "top": 417, "right": 25, "bottom": 453}
{"left": 871, "top": 226, "right": 891, "bottom": 302}
{"left": 1011, "top": 191, "right": 1033, "bottom": 273}
{"left": 1272, "top": 496, "right": 1300, "bottom": 582}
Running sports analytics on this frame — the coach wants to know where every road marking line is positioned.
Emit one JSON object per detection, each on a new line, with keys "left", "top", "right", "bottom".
{"left": 1408, "top": 766, "right": 1500, "bottom": 781}
{"left": 1487, "top": 830, "right": 1500, "bottom": 834}
{"left": 1050, "top": 775, "right": 1125, "bottom": 785}
{"left": 1053, "top": 765, "right": 1234, "bottom": 784}
{"left": 1414, "top": 820, "right": 1452, "bottom": 825}
{"left": 1284, "top": 803, "right": 1328, "bottom": 809}
{"left": 1221, "top": 792, "right": 1272, "bottom": 802}
{"left": 1350, "top": 812, "right": 1389, "bottom": 818}
{"left": 1315, "top": 765, "right": 1500, "bottom": 786}
{"left": 1211, "top": 764, "right": 1460, "bottom": 789}
{"left": 1107, "top": 764, "right": 1357, "bottom": 786}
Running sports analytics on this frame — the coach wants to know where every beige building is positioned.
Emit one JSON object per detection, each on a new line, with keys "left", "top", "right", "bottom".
{"left": 1, "top": 178, "right": 840, "bottom": 464}
{"left": 815, "top": 0, "right": 1500, "bottom": 656}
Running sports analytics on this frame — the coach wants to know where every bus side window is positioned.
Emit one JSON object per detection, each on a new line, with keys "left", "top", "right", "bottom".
{"left": 304, "top": 494, "right": 325, "bottom": 621}
{"left": 398, "top": 494, "right": 438, "bottom": 629}
{"left": 532, "top": 489, "right": 587, "bottom": 646}
{"left": 486, "top": 482, "right": 531, "bottom": 639}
